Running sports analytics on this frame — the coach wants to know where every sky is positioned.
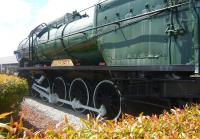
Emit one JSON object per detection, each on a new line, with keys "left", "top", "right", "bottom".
{"left": 0, "top": 0, "right": 97, "bottom": 58}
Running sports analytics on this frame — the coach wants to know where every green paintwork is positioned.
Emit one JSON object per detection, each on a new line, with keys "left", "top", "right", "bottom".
{"left": 35, "top": 16, "right": 103, "bottom": 65}
{"left": 97, "top": 0, "right": 199, "bottom": 66}
{"left": 17, "top": 0, "right": 200, "bottom": 69}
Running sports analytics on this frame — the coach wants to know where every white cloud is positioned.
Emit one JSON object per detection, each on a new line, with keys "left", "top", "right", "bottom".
{"left": 0, "top": 0, "right": 32, "bottom": 57}
{"left": 0, "top": 0, "right": 98, "bottom": 57}
{"left": 36, "top": 0, "right": 97, "bottom": 24}
{"left": 0, "top": 24, "right": 32, "bottom": 57}
{"left": 0, "top": 0, "right": 31, "bottom": 23}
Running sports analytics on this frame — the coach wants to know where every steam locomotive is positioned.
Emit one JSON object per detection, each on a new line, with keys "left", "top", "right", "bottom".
{"left": 15, "top": 0, "right": 200, "bottom": 119}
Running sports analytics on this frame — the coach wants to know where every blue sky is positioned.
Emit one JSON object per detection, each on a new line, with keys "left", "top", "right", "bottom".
{"left": 0, "top": 0, "right": 96, "bottom": 58}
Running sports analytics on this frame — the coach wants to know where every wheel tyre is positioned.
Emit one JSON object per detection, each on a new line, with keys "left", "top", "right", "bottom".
{"left": 52, "top": 77, "right": 68, "bottom": 106}
{"left": 69, "top": 78, "right": 90, "bottom": 113}
{"left": 93, "top": 80, "right": 122, "bottom": 120}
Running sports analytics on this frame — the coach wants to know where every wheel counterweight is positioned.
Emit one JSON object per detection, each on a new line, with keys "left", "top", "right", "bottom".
{"left": 93, "top": 80, "right": 122, "bottom": 120}
{"left": 69, "top": 78, "right": 90, "bottom": 113}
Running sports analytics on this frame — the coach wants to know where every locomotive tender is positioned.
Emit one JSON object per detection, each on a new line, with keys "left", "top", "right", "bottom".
{"left": 15, "top": 0, "right": 200, "bottom": 119}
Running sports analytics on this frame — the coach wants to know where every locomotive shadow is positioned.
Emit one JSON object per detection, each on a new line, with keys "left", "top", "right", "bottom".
{"left": 122, "top": 97, "right": 198, "bottom": 117}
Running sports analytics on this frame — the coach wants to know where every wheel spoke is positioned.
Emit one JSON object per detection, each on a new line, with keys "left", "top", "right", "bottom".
{"left": 69, "top": 78, "right": 89, "bottom": 113}
{"left": 52, "top": 77, "right": 68, "bottom": 106}
{"left": 93, "top": 80, "right": 121, "bottom": 120}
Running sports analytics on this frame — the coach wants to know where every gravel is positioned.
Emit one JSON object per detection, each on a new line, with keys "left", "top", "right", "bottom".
{"left": 20, "top": 97, "right": 85, "bottom": 130}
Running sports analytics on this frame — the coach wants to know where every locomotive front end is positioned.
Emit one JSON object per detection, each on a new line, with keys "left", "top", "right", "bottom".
{"left": 14, "top": 38, "right": 29, "bottom": 65}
